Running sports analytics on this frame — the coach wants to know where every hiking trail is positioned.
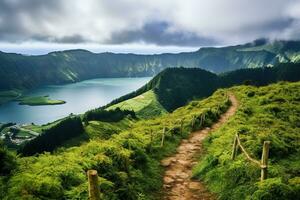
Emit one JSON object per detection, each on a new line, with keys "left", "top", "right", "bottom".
{"left": 161, "top": 94, "right": 239, "bottom": 200}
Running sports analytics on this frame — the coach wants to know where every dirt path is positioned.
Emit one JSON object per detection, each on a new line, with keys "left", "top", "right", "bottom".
{"left": 161, "top": 94, "right": 238, "bottom": 200}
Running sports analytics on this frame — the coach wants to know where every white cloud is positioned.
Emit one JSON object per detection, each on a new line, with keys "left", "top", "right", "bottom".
{"left": 0, "top": 0, "right": 300, "bottom": 46}
{"left": 0, "top": 41, "right": 199, "bottom": 55}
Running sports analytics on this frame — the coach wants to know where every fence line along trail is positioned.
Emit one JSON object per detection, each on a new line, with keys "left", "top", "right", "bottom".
{"left": 161, "top": 94, "right": 239, "bottom": 200}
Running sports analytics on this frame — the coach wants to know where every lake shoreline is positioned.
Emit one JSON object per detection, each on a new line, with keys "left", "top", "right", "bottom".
{"left": 0, "top": 77, "right": 151, "bottom": 125}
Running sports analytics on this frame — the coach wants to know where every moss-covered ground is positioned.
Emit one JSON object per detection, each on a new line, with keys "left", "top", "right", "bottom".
{"left": 193, "top": 81, "right": 300, "bottom": 200}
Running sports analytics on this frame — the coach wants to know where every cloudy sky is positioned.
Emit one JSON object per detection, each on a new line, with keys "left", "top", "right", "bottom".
{"left": 0, "top": 0, "right": 300, "bottom": 54}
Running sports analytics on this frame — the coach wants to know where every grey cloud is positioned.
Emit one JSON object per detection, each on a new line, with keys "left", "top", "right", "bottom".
{"left": 50, "top": 35, "right": 88, "bottom": 44}
{"left": 107, "top": 22, "right": 218, "bottom": 46}
{"left": 0, "top": 0, "right": 64, "bottom": 42}
{"left": 0, "top": 0, "right": 300, "bottom": 46}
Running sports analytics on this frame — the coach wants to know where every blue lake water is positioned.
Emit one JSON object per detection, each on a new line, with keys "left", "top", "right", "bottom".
{"left": 0, "top": 77, "right": 151, "bottom": 125}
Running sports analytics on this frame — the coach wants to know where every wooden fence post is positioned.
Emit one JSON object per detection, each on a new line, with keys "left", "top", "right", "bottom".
{"left": 231, "top": 133, "right": 239, "bottom": 160}
{"left": 87, "top": 170, "right": 101, "bottom": 200}
{"left": 161, "top": 127, "right": 166, "bottom": 147}
{"left": 260, "top": 141, "right": 270, "bottom": 181}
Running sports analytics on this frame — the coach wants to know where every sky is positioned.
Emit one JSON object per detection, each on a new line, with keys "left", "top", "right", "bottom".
{"left": 0, "top": 0, "right": 300, "bottom": 55}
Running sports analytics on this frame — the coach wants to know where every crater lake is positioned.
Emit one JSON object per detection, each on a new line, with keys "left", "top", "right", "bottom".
{"left": 0, "top": 77, "right": 151, "bottom": 125}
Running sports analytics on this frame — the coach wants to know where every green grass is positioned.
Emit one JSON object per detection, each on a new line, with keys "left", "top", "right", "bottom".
{"left": 14, "top": 130, "right": 33, "bottom": 138}
{"left": 20, "top": 125, "right": 43, "bottom": 133}
{"left": 84, "top": 118, "right": 134, "bottom": 140}
{"left": 108, "top": 90, "right": 168, "bottom": 118}
{"left": 17, "top": 95, "right": 66, "bottom": 106}
{"left": 193, "top": 81, "right": 300, "bottom": 200}
{"left": 2, "top": 88, "right": 230, "bottom": 200}
{"left": 4, "top": 81, "right": 299, "bottom": 199}
{"left": 23, "top": 117, "right": 67, "bottom": 133}
{"left": 57, "top": 117, "right": 135, "bottom": 151}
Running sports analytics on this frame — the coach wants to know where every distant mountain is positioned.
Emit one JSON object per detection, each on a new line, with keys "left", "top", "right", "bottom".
{"left": 0, "top": 40, "right": 299, "bottom": 91}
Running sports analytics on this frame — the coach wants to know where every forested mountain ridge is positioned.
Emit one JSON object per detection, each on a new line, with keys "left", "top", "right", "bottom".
{"left": 0, "top": 40, "right": 299, "bottom": 91}
{"left": 105, "top": 62, "right": 300, "bottom": 113}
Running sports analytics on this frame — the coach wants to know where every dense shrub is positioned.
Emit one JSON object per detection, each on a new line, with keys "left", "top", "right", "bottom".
{"left": 0, "top": 142, "right": 16, "bottom": 176}
{"left": 0, "top": 123, "right": 15, "bottom": 132}
{"left": 252, "top": 178, "right": 295, "bottom": 200}
{"left": 19, "top": 116, "right": 84, "bottom": 156}
{"left": 0, "top": 142, "right": 17, "bottom": 199}
{"left": 83, "top": 107, "right": 136, "bottom": 122}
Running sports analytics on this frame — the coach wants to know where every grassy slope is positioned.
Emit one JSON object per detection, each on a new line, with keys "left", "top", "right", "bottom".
{"left": 104, "top": 67, "right": 220, "bottom": 113}
{"left": 105, "top": 63, "right": 300, "bottom": 116}
{"left": 84, "top": 118, "right": 135, "bottom": 140}
{"left": 2, "top": 89, "right": 230, "bottom": 200}
{"left": 23, "top": 117, "right": 68, "bottom": 133}
{"left": 107, "top": 90, "right": 168, "bottom": 119}
{"left": 193, "top": 81, "right": 300, "bottom": 200}
{"left": 17, "top": 95, "right": 66, "bottom": 106}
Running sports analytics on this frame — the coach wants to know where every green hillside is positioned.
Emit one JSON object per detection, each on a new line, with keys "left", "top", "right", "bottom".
{"left": 0, "top": 63, "right": 300, "bottom": 199}
{"left": 193, "top": 82, "right": 300, "bottom": 199}
{"left": 0, "top": 40, "right": 299, "bottom": 92}
{"left": 106, "top": 63, "right": 300, "bottom": 114}
{"left": 8, "top": 64, "right": 299, "bottom": 151}
{"left": 1, "top": 79, "right": 299, "bottom": 199}
{"left": 108, "top": 90, "right": 167, "bottom": 119}
{"left": 2, "top": 81, "right": 299, "bottom": 200}
{"left": 0, "top": 85, "right": 231, "bottom": 200}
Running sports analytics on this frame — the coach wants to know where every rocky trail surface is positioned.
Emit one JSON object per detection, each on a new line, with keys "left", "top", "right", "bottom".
{"left": 161, "top": 94, "right": 238, "bottom": 200}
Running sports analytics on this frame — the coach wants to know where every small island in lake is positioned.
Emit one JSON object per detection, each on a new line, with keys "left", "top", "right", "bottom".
{"left": 18, "top": 95, "right": 66, "bottom": 106}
